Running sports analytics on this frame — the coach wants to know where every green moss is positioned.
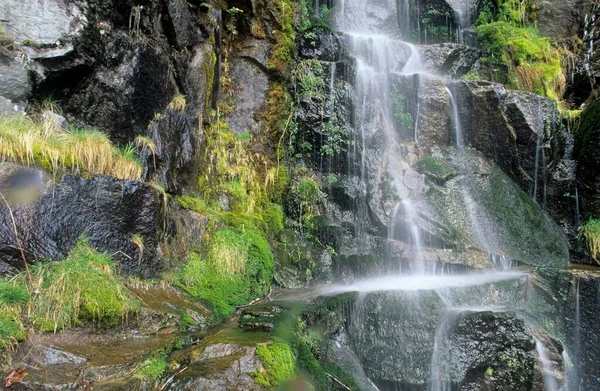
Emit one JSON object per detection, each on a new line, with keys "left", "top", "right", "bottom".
{"left": 415, "top": 156, "right": 453, "bottom": 179}
{"left": 178, "top": 227, "right": 274, "bottom": 322}
{"left": 392, "top": 90, "right": 414, "bottom": 131}
{"left": 574, "top": 98, "right": 600, "bottom": 160}
{"left": 255, "top": 340, "right": 296, "bottom": 387}
{"left": 476, "top": 0, "right": 565, "bottom": 100}
{"left": 26, "top": 238, "right": 139, "bottom": 331}
{"left": 269, "top": 0, "right": 296, "bottom": 75}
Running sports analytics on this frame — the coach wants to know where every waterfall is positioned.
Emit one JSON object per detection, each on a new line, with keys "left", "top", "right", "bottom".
{"left": 535, "top": 338, "right": 560, "bottom": 391}
{"left": 402, "top": 43, "right": 423, "bottom": 74}
{"left": 445, "top": 87, "right": 463, "bottom": 148}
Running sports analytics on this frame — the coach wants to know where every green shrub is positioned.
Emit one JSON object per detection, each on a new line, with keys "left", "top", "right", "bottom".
{"left": 255, "top": 340, "right": 296, "bottom": 387}
{"left": 26, "top": 238, "right": 138, "bottom": 331}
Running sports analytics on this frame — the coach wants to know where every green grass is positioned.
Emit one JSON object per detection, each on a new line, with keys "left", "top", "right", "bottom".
{"left": 0, "top": 314, "right": 26, "bottom": 352}
{"left": 25, "top": 238, "right": 139, "bottom": 331}
{"left": 0, "top": 115, "right": 142, "bottom": 180}
{"left": 254, "top": 340, "right": 296, "bottom": 387}
{"left": 580, "top": 219, "right": 600, "bottom": 264}
{"left": 0, "top": 280, "right": 29, "bottom": 306}
{"left": 178, "top": 228, "right": 274, "bottom": 322}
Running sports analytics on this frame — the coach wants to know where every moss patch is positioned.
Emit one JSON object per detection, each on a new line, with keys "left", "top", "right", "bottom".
{"left": 254, "top": 340, "right": 296, "bottom": 387}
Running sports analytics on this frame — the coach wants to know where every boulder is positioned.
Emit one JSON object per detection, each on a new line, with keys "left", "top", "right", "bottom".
{"left": 0, "top": 51, "right": 31, "bottom": 103}
{"left": 299, "top": 27, "right": 343, "bottom": 62}
{"left": 420, "top": 43, "right": 480, "bottom": 77}
{"left": 0, "top": 0, "right": 87, "bottom": 47}
{"left": 0, "top": 163, "right": 164, "bottom": 277}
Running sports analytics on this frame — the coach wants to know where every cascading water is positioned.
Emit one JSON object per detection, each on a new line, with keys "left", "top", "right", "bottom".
{"left": 445, "top": 86, "right": 463, "bottom": 148}
{"left": 535, "top": 338, "right": 560, "bottom": 391}
{"left": 327, "top": 1, "right": 569, "bottom": 389}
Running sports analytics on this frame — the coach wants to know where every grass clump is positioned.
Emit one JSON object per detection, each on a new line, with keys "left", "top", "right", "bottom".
{"left": 580, "top": 219, "right": 600, "bottom": 264}
{"left": 254, "top": 340, "right": 296, "bottom": 387}
{"left": 0, "top": 314, "right": 26, "bottom": 352}
{"left": 0, "top": 115, "right": 142, "bottom": 180}
{"left": 476, "top": 0, "right": 565, "bottom": 101}
{"left": 25, "top": 238, "right": 138, "bottom": 331}
{"left": 134, "top": 356, "right": 168, "bottom": 381}
{"left": 178, "top": 228, "right": 274, "bottom": 321}
{"left": 415, "top": 156, "right": 453, "bottom": 179}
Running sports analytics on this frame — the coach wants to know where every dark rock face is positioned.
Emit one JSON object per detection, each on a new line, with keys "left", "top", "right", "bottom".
{"left": 299, "top": 27, "right": 343, "bottom": 62}
{"left": 0, "top": 163, "right": 163, "bottom": 277}
{"left": 451, "top": 81, "right": 577, "bottom": 225}
{"left": 575, "top": 98, "right": 600, "bottom": 219}
{"left": 438, "top": 311, "right": 537, "bottom": 390}
{"left": 144, "top": 104, "right": 205, "bottom": 194}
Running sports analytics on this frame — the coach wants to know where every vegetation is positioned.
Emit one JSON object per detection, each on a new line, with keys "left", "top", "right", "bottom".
{"left": 392, "top": 91, "right": 414, "bottom": 131}
{"left": 23, "top": 238, "right": 138, "bottom": 331}
{"left": 134, "top": 356, "right": 168, "bottom": 381}
{"left": 415, "top": 156, "right": 453, "bottom": 179}
{"left": 293, "top": 59, "right": 326, "bottom": 100}
{"left": 0, "top": 115, "right": 142, "bottom": 180}
{"left": 476, "top": 0, "right": 565, "bottom": 101}
{"left": 177, "top": 227, "right": 274, "bottom": 321}
{"left": 580, "top": 219, "right": 600, "bottom": 263}
{"left": 254, "top": 340, "right": 296, "bottom": 387}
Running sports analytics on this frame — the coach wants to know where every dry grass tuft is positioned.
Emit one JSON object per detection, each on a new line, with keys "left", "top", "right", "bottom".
{"left": 0, "top": 115, "right": 142, "bottom": 180}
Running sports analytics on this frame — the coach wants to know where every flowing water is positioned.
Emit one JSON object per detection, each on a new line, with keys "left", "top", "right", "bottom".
{"left": 327, "top": 1, "right": 571, "bottom": 389}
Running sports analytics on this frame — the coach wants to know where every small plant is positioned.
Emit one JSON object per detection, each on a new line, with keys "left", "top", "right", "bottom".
{"left": 168, "top": 94, "right": 186, "bottom": 112}
{"left": 130, "top": 234, "right": 145, "bottom": 264}
{"left": 134, "top": 356, "right": 168, "bottom": 381}
{"left": 293, "top": 60, "right": 325, "bottom": 100}
{"left": 580, "top": 218, "right": 600, "bottom": 263}
{"left": 135, "top": 135, "right": 157, "bottom": 171}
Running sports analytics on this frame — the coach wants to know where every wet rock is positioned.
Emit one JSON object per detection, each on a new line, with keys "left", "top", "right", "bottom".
{"left": 450, "top": 80, "right": 577, "bottom": 224}
{"left": 239, "top": 303, "right": 285, "bottom": 332}
{"left": 183, "top": 42, "right": 216, "bottom": 115}
{"left": 421, "top": 43, "right": 481, "bottom": 77}
{"left": 0, "top": 0, "right": 87, "bottom": 47}
{"left": 66, "top": 41, "right": 175, "bottom": 143}
{"left": 0, "top": 51, "right": 31, "bottom": 102}
{"left": 300, "top": 27, "right": 342, "bottom": 62}
{"left": 167, "top": 343, "right": 263, "bottom": 390}
{"left": 144, "top": 103, "right": 205, "bottom": 193}
{"left": 0, "top": 163, "right": 164, "bottom": 277}
{"left": 575, "top": 98, "right": 600, "bottom": 219}
{"left": 225, "top": 57, "right": 270, "bottom": 134}
{"left": 165, "top": 0, "right": 201, "bottom": 49}
{"left": 439, "top": 311, "right": 538, "bottom": 390}
{"left": 34, "top": 346, "right": 87, "bottom": 366}
{"left": 348, "top": 290, "right": 446, "bottom": 389}
{"left": 163, "top": 203, "right": 209, "bottom": 262}
{"left": 533, "top": 0, "right": 593, "bottom": 42}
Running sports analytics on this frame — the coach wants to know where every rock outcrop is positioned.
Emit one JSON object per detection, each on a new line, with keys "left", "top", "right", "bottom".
{"left": 0, "top": 163, "right": 163, "bottom": 276}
